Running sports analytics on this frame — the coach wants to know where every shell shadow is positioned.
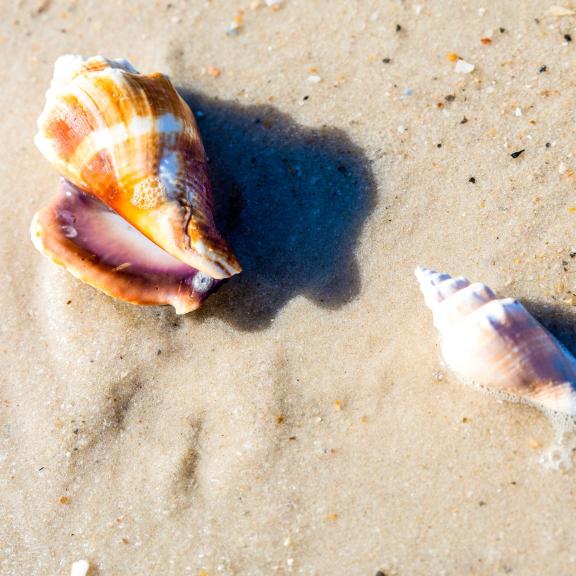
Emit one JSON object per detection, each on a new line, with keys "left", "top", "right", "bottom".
{"left": 178, "top": 89, "right": 378, "bottom": 331}
{"left": 520, "top": 299, "right": 576, "bottom": 357}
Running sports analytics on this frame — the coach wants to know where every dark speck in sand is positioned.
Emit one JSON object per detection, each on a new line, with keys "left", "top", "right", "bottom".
{"left": 303, "top": 95, "right": 309, "bottom": 101}
{"left": 469, "top": 177, "right": 476, "bottom": 183}
{"left": 479, "top": 500, "right": 487, "bottom": 507}
{"left": 545, "top": 142, "right": 551, "bottom": 148}
{"left": 565, "top": 34, "right": 572, "bottom": 42}
{"left": 511, "top": 149, "right": 525, "bottom": 159}
{"left": 539, "top": 65, "right": 547, "bottom": 73}
{"left": 382, "top": 57, "right": 391, "bottom": 64}
{"left": 436, "top": 143, "right": 442, "bottom": 148}
{"left": 395, "top": 24, "right": 402, "bottom": 32}
{"left": 445, "top": 94, "right": 456, "bottom": 102}
{"left": 375, "top": 571, "right": 388, "bottom": 576}
{"left": 460, "top": 116, "right": 468, "bottom": 124}
{"left": 499, "top": 27, "right": 506, "bottom": 33}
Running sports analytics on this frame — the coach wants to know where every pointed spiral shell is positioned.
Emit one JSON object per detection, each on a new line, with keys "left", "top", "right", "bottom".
{"left": 416, "top": 266, "right": 576, "bottom": 415}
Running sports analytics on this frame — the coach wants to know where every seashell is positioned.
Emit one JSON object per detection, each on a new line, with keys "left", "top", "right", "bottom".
{"left": 31, "top": 55, "right": 241, "bottom": 313}
{"left": 415, "top": 266, "right": 576, "bottom": 415}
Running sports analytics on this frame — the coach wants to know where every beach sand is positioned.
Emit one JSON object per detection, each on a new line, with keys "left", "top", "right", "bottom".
{"left": 2, "top": 0, "right": 576, "bottom": 574}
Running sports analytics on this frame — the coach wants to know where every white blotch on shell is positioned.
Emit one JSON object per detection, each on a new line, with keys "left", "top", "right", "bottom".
{"left": 192, "top": 271, "right": 213, "bottom": 293}
{"left": 61, "top": 225, "right": 78, "bottom": 238}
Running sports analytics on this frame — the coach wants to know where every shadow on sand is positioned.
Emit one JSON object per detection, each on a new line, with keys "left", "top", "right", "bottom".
{"left": 176, "top": 89, "right": 378, "bottom": 331}
{"left": 521, "top": 299, "right": 576, "bottom": 357}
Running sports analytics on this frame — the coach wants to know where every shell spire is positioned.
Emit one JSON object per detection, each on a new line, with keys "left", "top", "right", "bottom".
{"left": 31, "top": 55, "right": 241, "bottom": 313}
{"left": 415, "top": 266, "right": 576, "bottom": 416}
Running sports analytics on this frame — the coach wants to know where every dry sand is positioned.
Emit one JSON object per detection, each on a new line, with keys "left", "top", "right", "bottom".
{"left": 2, "top": 0, "right": 576, "bottom": 574}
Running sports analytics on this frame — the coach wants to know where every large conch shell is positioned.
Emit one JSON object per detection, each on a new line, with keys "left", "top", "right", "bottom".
{"left": 31, "top": 55, "right": 241, "bottom": 313}
{"left": 415, "top": 266, "right": 576, "bottom": 415}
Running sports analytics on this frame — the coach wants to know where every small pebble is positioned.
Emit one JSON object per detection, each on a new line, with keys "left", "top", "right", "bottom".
{"left": 226, "top": 22, "right": 241, "bottom": 35}
{"left": 510, "top": 149, "right": 525, "bottom": 159}
{"left": 454, "top": 59, "right": 475, "bottom": 74}
{"left": 548, "top": 5, "right": 576, "bottom": 16}
{"left": 70, "top": 560, "right": 90, "bottom": 576}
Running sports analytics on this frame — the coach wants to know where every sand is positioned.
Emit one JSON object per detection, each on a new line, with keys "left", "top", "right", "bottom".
{"left": 2, "top": 0, "right": 576, "bottom": 574}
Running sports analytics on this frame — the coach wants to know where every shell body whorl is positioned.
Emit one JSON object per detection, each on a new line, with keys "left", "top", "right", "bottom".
{"left": 416, "top": 266, "right": 576, "bottom": 415}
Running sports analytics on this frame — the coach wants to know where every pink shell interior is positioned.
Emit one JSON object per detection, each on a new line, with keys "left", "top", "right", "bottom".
{"left": 37, "top": 179, "right": 222, "bottom": 312}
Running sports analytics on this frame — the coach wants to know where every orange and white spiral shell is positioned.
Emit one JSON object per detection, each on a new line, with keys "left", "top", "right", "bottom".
{"left": 31, "top": 55, "right": 241, "bottom": 313}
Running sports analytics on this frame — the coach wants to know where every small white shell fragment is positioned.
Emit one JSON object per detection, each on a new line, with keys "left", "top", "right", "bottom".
{"left": 514, "top": 107, "right": 522, "bottom": 117}
{"left": 307, "top": 74, "right": 322, "bottom": 83}
{"left": 265, "top": 0, "right": 282, "bottom": 6}
{"left": 225, "top": 22, "right": 241, "bottom": 35}
{"left": 70, "top": 559, "right": 90, "bottom": 576}
{"left": 548, "top": 5, "right": 576, "bottom": 16}
{"left": 454, "top": 59, "right": 475, "bottom": 74}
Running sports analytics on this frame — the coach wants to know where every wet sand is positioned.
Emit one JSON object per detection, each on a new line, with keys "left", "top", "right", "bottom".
{"left": 2, "top": 0, "right": 576, "bottom": 574}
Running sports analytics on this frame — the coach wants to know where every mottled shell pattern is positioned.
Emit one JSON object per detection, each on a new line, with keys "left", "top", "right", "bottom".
{"left": 31, "top": 55, "right": 240, "bottom": 313}
{"left": 415, "top": 266, "right": 576, "bottom": 416}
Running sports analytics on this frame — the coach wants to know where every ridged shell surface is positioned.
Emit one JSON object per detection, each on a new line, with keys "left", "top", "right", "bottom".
{"left": 415, "top": 266, "right": 576, "bottom": 415}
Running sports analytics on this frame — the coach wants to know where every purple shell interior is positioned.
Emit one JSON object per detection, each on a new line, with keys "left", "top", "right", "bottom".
{"left": 52, "top": 178, "right": 223, "bottom": 306}
{"left": 57, "top": 179, "right": 199, "bottom": 278}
